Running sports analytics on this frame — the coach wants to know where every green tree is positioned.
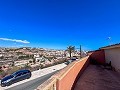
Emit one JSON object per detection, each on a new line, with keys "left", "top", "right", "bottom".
{"left": 33, "top": 58, "right": 36, "bottom": 64}
{"left": 67, "top": 46, "right": 75, "bottom": 58}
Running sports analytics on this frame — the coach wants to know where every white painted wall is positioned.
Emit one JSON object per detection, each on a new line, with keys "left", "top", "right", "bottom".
{"left": 104, "top": 48, "right": 120, "bottom": 72}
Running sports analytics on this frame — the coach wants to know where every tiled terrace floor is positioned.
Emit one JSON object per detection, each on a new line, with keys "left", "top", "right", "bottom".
{"left": 74, "top": 65, "right": 120, "bottom": 90}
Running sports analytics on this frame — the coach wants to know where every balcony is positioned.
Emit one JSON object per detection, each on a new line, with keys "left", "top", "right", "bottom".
{"left": 36, "top": 50, "right": 120, "bottom": 90}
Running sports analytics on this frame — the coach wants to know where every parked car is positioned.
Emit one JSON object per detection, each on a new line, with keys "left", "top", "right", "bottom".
{"left": 65, "top": 60, "right": 73, "bottom": 65}
{"left": 1, "top": 70, "right": 31, "bottom": 87}
{"left": 71, "top": 56, "right": 78, "bottom": 60}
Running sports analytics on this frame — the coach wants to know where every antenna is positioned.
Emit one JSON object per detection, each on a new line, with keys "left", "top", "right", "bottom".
{"left": 107, "top": 37, "right": 112, "bottom": 45}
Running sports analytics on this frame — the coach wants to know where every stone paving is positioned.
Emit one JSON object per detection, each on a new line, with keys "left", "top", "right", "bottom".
{"left": 74, "top": 65, "right": 120, "bottom": 90}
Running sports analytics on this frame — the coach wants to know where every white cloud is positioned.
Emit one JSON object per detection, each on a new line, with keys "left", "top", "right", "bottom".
{"left": 0, "top": 38, "right": 30, "bottom": 44}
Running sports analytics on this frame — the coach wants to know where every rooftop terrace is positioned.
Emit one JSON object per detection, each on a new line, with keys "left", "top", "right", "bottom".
{"left": 36, "top": 48, "right": 120, "bottom": 90}
{"left": 74, "top": 65, "right": 120, "bottom": 90}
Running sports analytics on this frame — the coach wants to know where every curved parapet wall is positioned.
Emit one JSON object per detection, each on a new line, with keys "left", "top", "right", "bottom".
{"left": 36, "top": 56, "right": 90, "bottom": 90}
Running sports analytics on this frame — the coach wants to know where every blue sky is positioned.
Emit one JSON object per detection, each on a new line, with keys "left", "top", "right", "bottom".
{"left": 0, "top": 0, "right": 120, "bottom": 50}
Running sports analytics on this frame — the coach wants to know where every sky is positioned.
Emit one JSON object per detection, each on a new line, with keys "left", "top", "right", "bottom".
{"left": 0, "top": 0, "right": 120, "bottom": 50}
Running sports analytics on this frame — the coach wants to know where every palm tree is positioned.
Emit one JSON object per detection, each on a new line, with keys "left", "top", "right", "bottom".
{"left": 67, "top": 46, "right": 75, "bottom": 59}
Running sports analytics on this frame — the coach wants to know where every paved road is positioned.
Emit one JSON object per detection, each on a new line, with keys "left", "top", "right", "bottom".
{"left": 0, "top": 63, "right": 67, "bottom": 90}
{"left": 6, "top": 71, "right": 57, "bottom": 90}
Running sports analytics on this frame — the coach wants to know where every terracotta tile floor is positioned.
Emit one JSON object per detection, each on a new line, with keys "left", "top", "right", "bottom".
{"left": 74, "top": 65, "right": 120, "bottom": 90}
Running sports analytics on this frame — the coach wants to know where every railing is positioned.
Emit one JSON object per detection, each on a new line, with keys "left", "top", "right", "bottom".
{"left": 36, "top": 56, "right": 90, "bottom": 90}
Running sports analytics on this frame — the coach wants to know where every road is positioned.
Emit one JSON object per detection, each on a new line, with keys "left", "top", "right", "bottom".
{"left": 22, "top": 71, "right": 57, "bottom": 90}
{"left": 6, "top": 71, "right": 57, "bottom": 90}
{"left": 0, "top": 63, "right": 67, "bottom": 90}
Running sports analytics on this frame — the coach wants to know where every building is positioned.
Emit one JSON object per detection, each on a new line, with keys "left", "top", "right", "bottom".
{"left": 100, "top": 43, "right": 120, "bottom": 72}
{"left": 36, "top": 43, "right": 120, "bottom": 90}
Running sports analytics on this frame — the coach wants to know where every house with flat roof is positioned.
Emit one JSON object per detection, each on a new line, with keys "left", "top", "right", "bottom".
{"left": 100, "top": 43, "right": 120, "bottom": 72}
{"left": 35, "top": 43, "right": 120, "bottom": 90}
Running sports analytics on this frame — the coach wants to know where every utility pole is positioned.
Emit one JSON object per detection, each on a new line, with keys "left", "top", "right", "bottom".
{"left": 80, "top": 45, "right": 82, "bottom": 59}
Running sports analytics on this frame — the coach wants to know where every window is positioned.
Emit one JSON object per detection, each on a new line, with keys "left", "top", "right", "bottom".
{"left": 16, "top": 73, "right": 22, "bottom": 77}
{"left": 22, "top": 71, "right": 28, "bottom": 75}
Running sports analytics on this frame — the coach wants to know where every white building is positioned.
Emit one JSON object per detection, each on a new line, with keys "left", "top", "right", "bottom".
{"left": 101, "top": 43, "right": 120, "bottom": 72}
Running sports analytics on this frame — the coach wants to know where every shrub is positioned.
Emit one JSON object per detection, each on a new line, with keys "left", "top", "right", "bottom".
{"left": 29, "top": 60, "right": 33, "bottom": 63}
{"left": 6, "top": 66, "right": 20, "bottom": 75}
{"left": 0, "top": 70, "right": 7, "bottom": 79}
